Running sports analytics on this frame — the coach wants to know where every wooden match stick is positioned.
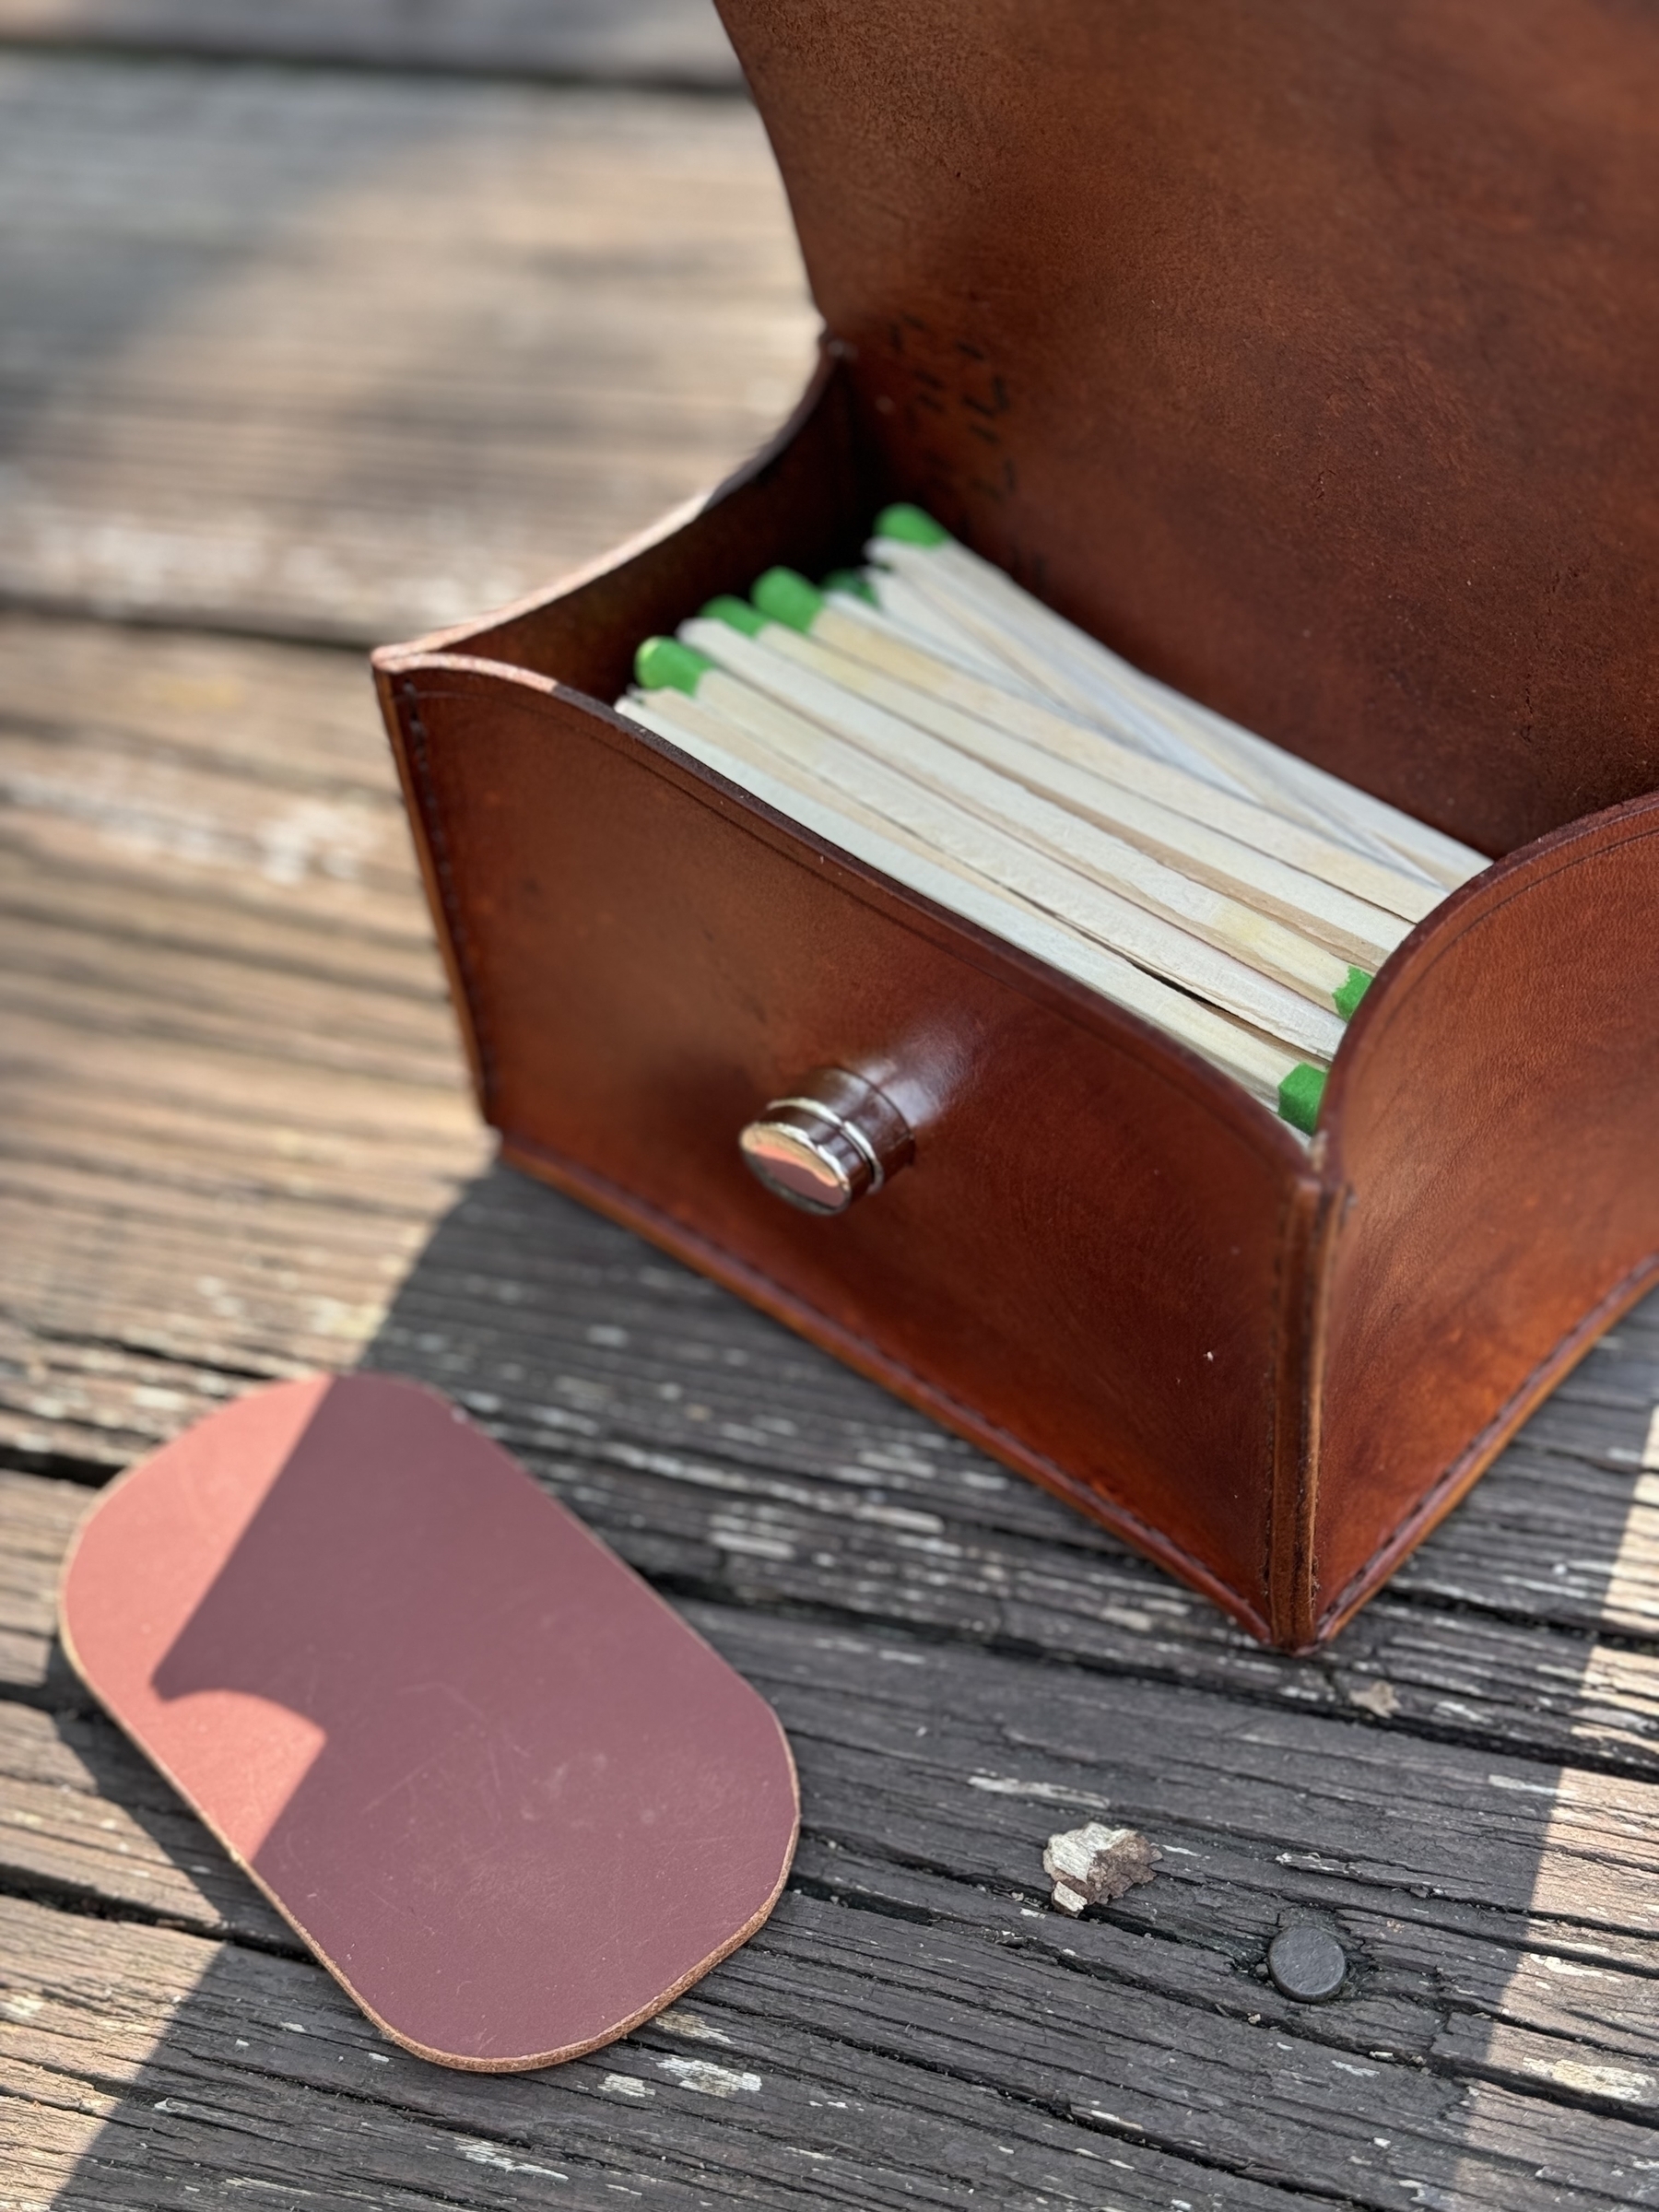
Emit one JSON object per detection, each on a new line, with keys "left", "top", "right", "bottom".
{"left": 867, "top": 506, "right": 1488, "bottom": 889}
{"left": 733, "top": 603, "right": 1406, "bottom": 971}
{"left": 868, "top": 523, "right": 1253, "bottom": 793}
{"left": 827, "top": 566, "right": 1057, "bottom": 697}
{"left": 866, "top": 519, "right": 1304, "bottom": 807}
{"left": 735, "top": 572, "right": 1430, "bottom": 949}
{"left": 619, "top": 664, "right": 1330, "bottom": 1133}
{"left": 869, "top": 531, "right": 1412, "bottom": 871}
{"left": 777, "top": 570, "right": 1440, "bottom": 924}
{"left": 682, "top": 611, "right": 1372, "bottom": 1021}
{"left": 642, "top": 633, "right": 1347, "bottom": 1064}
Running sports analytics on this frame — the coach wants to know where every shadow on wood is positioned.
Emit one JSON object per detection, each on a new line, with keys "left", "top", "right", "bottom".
{"left": 17, "top": 1159, "right": 1659, "bottom": 2204}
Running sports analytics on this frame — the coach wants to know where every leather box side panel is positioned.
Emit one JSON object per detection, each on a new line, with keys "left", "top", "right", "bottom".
{"left": 1312, "top": 794, "right": 1659, "bottom": 1635}
{"left": 386, "top": 662, "right": 1304, "bottom": 1636}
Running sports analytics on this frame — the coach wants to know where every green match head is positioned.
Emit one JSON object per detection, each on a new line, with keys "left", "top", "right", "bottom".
{"left": 823, "top": 568, "right": 877, "bottom": 606}
{"left": 701, "top": 594, "right": 768, "bottom": 638}
{"left": 752, "top": 567, "right": 825, "bottom": 633}
{"left": 1333, "top": 967, "right": 1373, "bottom": 1021}
{"left": 874, "top": 503, "right": 950, "bottom": 547}
{"left": 635, "top": 636, "right": 713, "bottom": 697}
{"left": 1277, "top": 1063, "right": 1326, "bottom": 1135}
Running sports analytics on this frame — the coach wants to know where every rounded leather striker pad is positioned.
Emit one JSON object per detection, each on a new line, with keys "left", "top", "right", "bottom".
{"left": 58, "top": 1374, "right": 799, "bottom": 2069}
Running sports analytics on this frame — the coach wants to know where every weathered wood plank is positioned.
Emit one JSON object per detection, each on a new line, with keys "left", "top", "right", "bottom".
{"left": 0, "top": 618, "right": 489, "bottom": 1484}
{"left": 6, "top": 1594, "right": 1659, "bottom": 2209}
{"left": 0, "top": 55, "right": 814, "bottom": 639}
{"left": 9, "top": 1163, "right": 1659, "bottom": 1782}
{"left": 8, "top": 1607, "right": 1659, "bottom": 2035}
{"left": 0, "top": 1473, "right": 83, "bottom": 1697}
{"left": 0, "top": 0, "right": 743, "bottom": 86}
{"left": 2, "top": 1891, "right": 1331, "bottom": 2212}
{"left": 11, "top": 1905, "right": 1651, "bottom": 2212}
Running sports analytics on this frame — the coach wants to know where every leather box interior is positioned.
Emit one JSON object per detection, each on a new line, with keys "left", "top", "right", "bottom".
{"left": 374, "top": 0, "right": 1659, "bottom": 1648}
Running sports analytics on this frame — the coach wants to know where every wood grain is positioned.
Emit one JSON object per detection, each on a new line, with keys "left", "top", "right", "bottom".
{"left": 4, "top": 616, "right": 1657, "bottom": 1747}
{"left": 1, "top": 33, "right": 1656, "bottom": 2192}
{"left": 3, "top": 612, "right": 1659, "bottom": 2202}
{"left": 0, "top": 0, "right": 743, "bottom": 84}
{"left": 5, "top": 1596, "right": 1659, "bottom": 2205}
{"left": 0, "top": 54, "right": 814, "bottom": 641}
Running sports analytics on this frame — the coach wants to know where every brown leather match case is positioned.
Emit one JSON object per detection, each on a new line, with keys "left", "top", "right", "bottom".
{"left": 373, "top": 2, "right": 1659, "bottom": 1649}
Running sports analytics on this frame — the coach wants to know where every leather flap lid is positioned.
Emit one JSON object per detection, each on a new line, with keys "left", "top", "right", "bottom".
{"left": 719, "top": 0, "right": 1659, "bottom": 855}
{"left": 60, "top": 1374, "right": 798, "bottom": 2070}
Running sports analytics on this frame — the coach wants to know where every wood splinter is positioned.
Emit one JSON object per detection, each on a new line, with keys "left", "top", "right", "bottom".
{"left": 1042, "top": 1822, "right": 1160, "bottom": 1915}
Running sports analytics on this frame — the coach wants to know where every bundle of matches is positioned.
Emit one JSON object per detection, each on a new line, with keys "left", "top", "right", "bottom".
{"left": 618, "top": 506, "right": 1487, "bottom": 1136}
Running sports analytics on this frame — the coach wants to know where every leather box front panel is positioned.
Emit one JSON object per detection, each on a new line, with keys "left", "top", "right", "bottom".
{"left": 391, "top": 662, "right": 1309, "bottom": 1628}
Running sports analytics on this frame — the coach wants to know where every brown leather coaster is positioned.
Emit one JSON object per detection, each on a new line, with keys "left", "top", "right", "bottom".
{"left": 59, "top": 1373, "right": 799, "bottom": 2070}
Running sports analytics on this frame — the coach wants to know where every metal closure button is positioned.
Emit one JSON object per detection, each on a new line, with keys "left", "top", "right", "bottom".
{"left": 739, "top": 1067, "right": 913, "bottom": 1217}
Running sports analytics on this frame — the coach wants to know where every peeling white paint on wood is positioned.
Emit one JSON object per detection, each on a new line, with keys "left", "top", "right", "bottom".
{"left": 599, "top": 2074, "right": 655, "bottom": 2100}
{"left": 656, "top": 2057, "right": 762, "bottom": 2099}
{"left": 653, "top": 2008, "right": 731, "bottom": 2044}
{"left": 969, "top": 1774, "right": 1113, "bottom": 1810}
{"left": 1522, "top": 2057, "right": 1654, "bottom": 2103}
{"left": 453, "top": 2138, "right": 570, "bottom": 2179}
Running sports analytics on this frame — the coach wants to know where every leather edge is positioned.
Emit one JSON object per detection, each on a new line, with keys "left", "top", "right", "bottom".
{"left": 1265, "top": 1167, "right": 1344, "bottom": 1649}
{"left": 1309, "top": 1248, "right": 1659, "bottom": 1646}
{"left": 1319, "top": 786, "right": 1659, "bottom": 1162}
{"left": 374, "top": 662, "right": 493, "bottom": 1118}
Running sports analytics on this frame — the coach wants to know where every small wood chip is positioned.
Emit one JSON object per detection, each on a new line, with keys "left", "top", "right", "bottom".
{"left": 1347, "top": 1679, "right": 1402, "bottom": 1717}
{"left": 1042, "top": 1823, "right": 1159, "bottom": 1915}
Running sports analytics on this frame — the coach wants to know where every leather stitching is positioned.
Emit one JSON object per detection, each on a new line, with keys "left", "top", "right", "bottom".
{"left": 1263, "top": 1174, "right": 1296, "bottom": 1638}
{"left": 1317, "top": 1245, "right": 1659, "bottom": 1635}
{"left": 398, "top": 679, "right": 499, "bottom": 1107}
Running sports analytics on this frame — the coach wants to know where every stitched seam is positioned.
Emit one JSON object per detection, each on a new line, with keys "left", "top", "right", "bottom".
{"left": 399, "top": 679, "right": 498, "bottom": 1105}
{"left": 1263, "top": 1175, "right": 1296, "bottom": 1633}
{"left": 1318, "top": 1246, "right": 1659, "bottom": 1630}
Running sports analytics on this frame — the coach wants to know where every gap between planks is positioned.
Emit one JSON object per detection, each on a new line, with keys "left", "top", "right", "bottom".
{"left": 4, "top": 616, "right": 1659, "bottom": 2206}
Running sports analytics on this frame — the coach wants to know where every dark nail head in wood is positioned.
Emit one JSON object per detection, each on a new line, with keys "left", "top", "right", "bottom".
{"left": 1266, "top": 1925, "right": 1347, "bottom": 2003}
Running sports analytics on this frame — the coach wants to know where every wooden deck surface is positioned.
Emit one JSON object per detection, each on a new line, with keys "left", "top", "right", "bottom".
{"left": 3, "top": 17, "right": 1658, "bottom": 2209}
